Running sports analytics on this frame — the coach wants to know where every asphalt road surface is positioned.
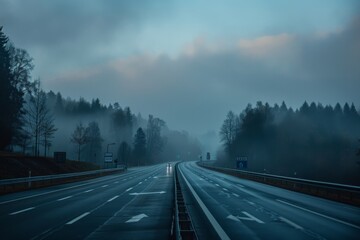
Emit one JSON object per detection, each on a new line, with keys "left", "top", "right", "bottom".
{"left": 178, "top": 161, "right": 360, "bottom": 240}
{"left": 0, "top": 163, "right": 174, "bottom": 240}
{"left": 1, "top": 161, "right": 359, "bottom": 240}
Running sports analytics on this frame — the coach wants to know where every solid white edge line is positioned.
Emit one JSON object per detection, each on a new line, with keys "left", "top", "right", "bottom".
{"left": 9, "top": 207, "right": 35, "bottom": 215}
{"left": 66, "top": 212, "right": 90, "bottom": 225}
{"left": 279, "top": 217, "right": 304, "bottom": 230}
{"left": 178, "top": 166, "right": 231, "bottom": 240}
{"left": 277, "top": 199, "right": 360, "bottom": 230}
{"left": 107, "top": 195, "right": 119, "bottom": 202}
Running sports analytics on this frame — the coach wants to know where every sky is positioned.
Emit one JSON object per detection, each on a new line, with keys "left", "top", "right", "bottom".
{"left": 1, "top": 0, "right": 360, "bottom": 140}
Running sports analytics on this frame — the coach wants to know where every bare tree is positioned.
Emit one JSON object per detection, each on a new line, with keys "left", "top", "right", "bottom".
{"left": 146, "top": 115, "right": 165, "bottom": 162}
{"left": 70, "top": 122, "right": 89, "bottom": 161}
{"left": 24, "top": 80, "right": 56, "bottom": 156}
{"left": 41, "top": 116, "right": 57, "bottom": 157}
{"left": 220, "top": 111, "right": 239, "bottom": 153}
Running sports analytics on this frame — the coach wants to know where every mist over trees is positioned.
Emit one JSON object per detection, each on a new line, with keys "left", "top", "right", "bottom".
{"left": 218, "top": 101, "right": 360, "bottom": 184}
{"left": 0, "top": 27, "right": 202, "bottom": 167}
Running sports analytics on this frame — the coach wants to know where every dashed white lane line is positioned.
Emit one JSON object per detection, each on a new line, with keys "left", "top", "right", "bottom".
{"left": 125, "top": 187, "right": 133, "bottom": 192}
{"left": 139, "top": 182, "right": 143, "bottom": 185}
{"left": 237, "top": 184, "right": 245, "bottom": 188}
{"left": 222, "top": 188, "right": 229, "bottom": 192}
{"left": 277, "top": 199, "right": 360, "bottom": 230}
{"left": 215, "top": 184, "right": 220, "bottom": 187}
{"left": 232, "top": 193, "right": 240, "bottom": 197}
{"left": 57, "top": 196, "right": 72, "bottom": 201}
{"left": 9, "top": 207, "right": 35, "bottom": 215}
{"left": 107, "top": 195, "right": 119, "bottom": 202}
{"left": 114, "top": 181, "right": 119, "bottom": 184}
{"left": 101, "top": 185, "right": 108, "bottom": 188}
{"left": 245, "top": 200, "right": 255, "bottom": 206}
{"left": 84, "top": 189, "right": 94, "bottom": 193}
{"left": 178, "top": 167, "right": 231, "bottom": 240}
{"left": 279, "top": 217, "right": 304, "bottom": 230}
{"left": 66, "top": 212, "right": 90, "bottom": 225}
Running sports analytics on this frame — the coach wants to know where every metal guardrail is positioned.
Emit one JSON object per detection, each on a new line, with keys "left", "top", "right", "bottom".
{"left": 172, "top": 163, "right": 197, "bottom": 240}
{"left": 197, "top": 162, "right": 360, "bottom": 206}
{"left": 0, "top": 167, "right": 124, "bottom": 186}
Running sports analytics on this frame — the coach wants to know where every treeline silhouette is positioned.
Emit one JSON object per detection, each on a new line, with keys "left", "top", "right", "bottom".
{"left": 219, "top": 101, "right": 360, "bottom": 185}
{"left": 1, "top": 27, "right": 201, "bottom": 167}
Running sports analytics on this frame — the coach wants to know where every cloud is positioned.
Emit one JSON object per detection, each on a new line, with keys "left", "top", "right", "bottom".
{"left": 45, "top": 16, "right": 360, "bottom": 136}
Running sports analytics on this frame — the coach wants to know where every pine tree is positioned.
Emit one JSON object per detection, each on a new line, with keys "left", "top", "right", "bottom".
{"left": 0, "top": 27, "right": 23, "bottom": 149}
{"left": 133, "top": 127, "right": 146, "bottom": 166}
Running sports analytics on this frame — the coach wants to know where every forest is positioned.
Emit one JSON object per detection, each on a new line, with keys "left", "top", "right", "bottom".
{"left": 218, "top": 101, "right": 360, "bottom": 185}
{"left": 0, "top": 27, "right": 201, "bottom": 167}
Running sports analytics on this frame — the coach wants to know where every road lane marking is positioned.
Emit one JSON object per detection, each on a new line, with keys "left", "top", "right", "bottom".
{"left": 66, "top": 212, "right": 90, "bottom": 225}
{"left": 222, "top": 188, "right": 228, "bottom": 192}
{"left": 279, "top": 217, "right": 304, "bottom": 230}
{"left": 237, "top": 184, "right": 244, "bottom": 188}
{"left": 277, "top": 199, "right": 360, "bottom": 230}
{"left": 129, "top": 191, "right": 165, "bottom": 195}
{"left": 215, "top": 184, "right": 220, "bottom": 187}
{"left": 9, "top": 207, "right": 35, "bottom": 215}
{"left": 179, "top": 167, "right": 231, "bottom": 240}
{"left": 232, "top": 193, "right": 239, "bottom": 197}
{"left": 107, "top": 195, "right": 119, "bottom": 202}
{"left": 57, "top": 196, "right": 72, "bottom": 201}
{"left": 125, "top": 187, "right": 133, "bottom": 192}
{"left": 126, "top": 213, "right": 148, "bottom": 223}
{"left": 101, "top": 185, "right": 108, "bottom": 188}
{"left": 241, "top": 211, "right": 264, "bottom": 224}
{"left": 114, "top": 181, "right": 119, "bottom": 184}
{"left": 139, "top": 182, "right": 143, "bottom": 185}
{"left": 84, "top": 189, "right": 94, "bottom": 193}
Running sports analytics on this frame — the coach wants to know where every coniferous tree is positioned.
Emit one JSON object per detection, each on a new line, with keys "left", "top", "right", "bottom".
{"left": 133, "top": 127, "right": 146, "bottom": 166}
{"left": 0, "top": 27, "right": 24, "bottom": 149}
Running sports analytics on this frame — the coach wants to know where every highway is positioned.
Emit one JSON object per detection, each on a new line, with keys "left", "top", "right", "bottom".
{"left": 1, "top": 161, "right": 359, "bottom": 240}
{"left": 0, "top": 163, "right": 174, "bottom": 240}
{"left": 178, "top": 161, "right": 360, "bottom": 240}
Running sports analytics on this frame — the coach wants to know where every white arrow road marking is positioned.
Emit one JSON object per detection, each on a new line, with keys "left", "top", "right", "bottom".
{"left": 129, "top": 191, "right": 166, "bottom": 196}
{"left": 126, "top": 214, "right": 148, "bottom": 223}
{"left": 9, "top": 207, "right": 35, "bottom": 215}
{"left": 227, "top": 211, "right": 264, "bottom": 224}
{"left": 227, "top": 215, "right": 240, "bottom": 222}
{"left": 66, "top": 212, "right": 90, "bottom": 225}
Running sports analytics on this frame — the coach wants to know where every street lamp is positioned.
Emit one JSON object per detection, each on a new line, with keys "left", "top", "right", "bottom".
{"left": 107, "top": 142, "right": 116, "bottom": 152}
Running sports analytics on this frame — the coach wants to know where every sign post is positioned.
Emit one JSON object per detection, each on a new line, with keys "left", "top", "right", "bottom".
{"left": 236, "top": 156, "right": 248, "bottom": 169}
